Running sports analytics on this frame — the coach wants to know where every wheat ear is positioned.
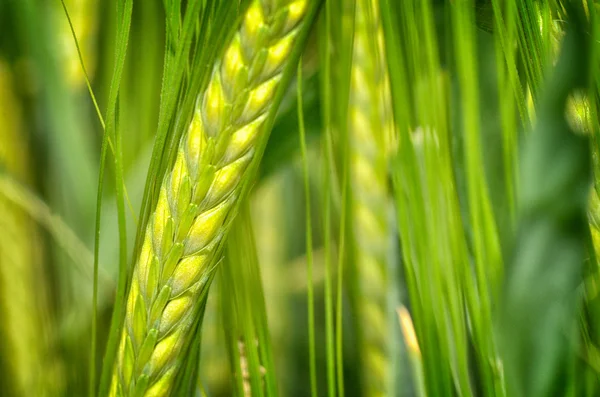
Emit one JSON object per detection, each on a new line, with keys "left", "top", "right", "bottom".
{"left": 349, "top": 0, "right": 394, "bottom": 396}
{"left": 110, "top": 1, "right": 310, "bottom": 395}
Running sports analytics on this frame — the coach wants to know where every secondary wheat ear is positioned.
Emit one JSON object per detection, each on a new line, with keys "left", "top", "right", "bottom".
{"left": 110, "top": 1, "right": 310, "bottom": 395}
{"left": 349, "top": 0, "right": 394, "bottom": 396}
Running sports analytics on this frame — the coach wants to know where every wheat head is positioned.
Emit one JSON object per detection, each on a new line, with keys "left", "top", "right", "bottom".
{"left": 110, "top": 1, "right": 309, "bottom": 395}
{"left": 349, "top": 0, "right": 393, "bottom": 396}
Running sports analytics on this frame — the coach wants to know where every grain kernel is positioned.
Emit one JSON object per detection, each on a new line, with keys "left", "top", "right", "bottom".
{"left": 159, "top": 294, "right": 192, "bottom": 335}
{"left": 205, "top": 154, "right": 252, "bottom": 207}
{"left": 170, "top": 254, "right": 209, "bottom": 296}
{"left": 241, "top": 76, "right": 279, "bottom": 123}
{"left": 184, "top": 196, "right": 233, "bottom": 254}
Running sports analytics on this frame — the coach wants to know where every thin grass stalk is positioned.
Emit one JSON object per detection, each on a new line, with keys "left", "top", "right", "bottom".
{"left": 347, "top": 0, "right": 393, "bottom": 395}
{"left": 221, "top": 203, "right": 278, "bottom": 397}
{"left": 319, "top": 0, "right": 354, "bottom": 394}
{"left": 451, "top": 2, "right": 505, "bottom": 394}
{"left": 297, "top": 59, "right": 318, "bottom": 397}
{"left": 110, "top": 1, "right": 313, "bottom": 395}
{"left": 384, "top": 2, "right": 454, "bottom": 395}
{"left": 196, "top": 276, "right": 231, "bottom": 393}
{"left": 251, "top": 175, "right": 290, "bottom": 392}
{"left": 96, "top": 1, "right": 134, "bottom": 395}
{"left": 321, "top": 0, "right": 337, "bottom": 395}
{"left": 515, "top": 0, "right": 546, "bottom": 100}
{"left": 385, "top": 2, "right": 498, "bottom": 395}
{"left": 409, "top": 2, "right": 474, "bottom": 395}
{"left": 321, "top": 132, "right": 336, "bottom": 397}
{"left": 491, "top": 0, "right": 520, "bottom": 227}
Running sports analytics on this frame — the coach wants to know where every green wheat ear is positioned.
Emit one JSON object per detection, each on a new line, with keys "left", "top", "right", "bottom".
{"left": 349, "top": 0, "right": 394, "bottom": 396}
{"left": 110, "top": 1, "right": 310, "bottom": 395}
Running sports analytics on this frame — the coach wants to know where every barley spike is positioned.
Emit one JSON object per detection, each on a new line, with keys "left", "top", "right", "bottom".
{"left": 110, "top": 1, "right": 310, "bottom": 395}
{"left": 349, "top": 0, "right": 394, "bottom": 396}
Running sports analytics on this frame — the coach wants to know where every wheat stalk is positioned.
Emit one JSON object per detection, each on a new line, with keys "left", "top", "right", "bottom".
{"left": 349, "top": 0, "right": 394, "bottom": 395}
{"left": 110, "top": 1, "right": 309, "bottom": 395}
